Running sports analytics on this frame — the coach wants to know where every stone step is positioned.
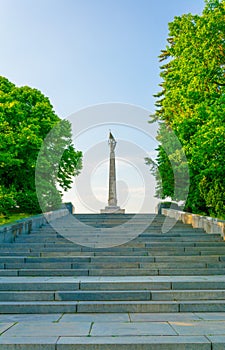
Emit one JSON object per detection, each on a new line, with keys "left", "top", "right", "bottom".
{"left": 0, "top": 255, "right": 202, "bottom": 264}
{"left": 3, "top": 256, "right": 224, "bottom": 269}
{"left": 80, "top": 278, "right": 225, "bottom": 291}
{"left": 2, "top": 241, "right": 223, "bottom": 251}
{"left": 0, "top": 334, "right": 212, "bottom": 349}
{"left": 0, "top": 290, "right": 151, "bottom": 302}
{"left": 38, "top": 249, "right": 223, "bottom": 256}
{"left": 15, "top": 231, "right": 218, "bottom": 238}
{"left": 56, "top": 335, "right": 213, "bottom": 350}
{"left": 4, "top": 237, "right": 223, "bottom": 250}
{"left": 1, "top": 289, "right": 225, "bottom": 302}
{"left": 13, "top": 227, "right": 214, "bottom": 234}
{"left": 0, "top": 261, "right": 210, "bottom": 269}
{"left": 0, "top": 299, "right": 225, "bottom": 313}
{"left": 3, "top": 250, "right": 210, "bottom": 260}
{"left": 0, "top": 267, "right": 224, "bottom": 277}
{"left": 151, "top": 290, "right": 225, "bottom": 301}
{"left": 14, "top": 251, "right": 225, "bottom": 261}
{"left": 89, "top": 268, "right": 225, "bottom": 276}
{"left": 40, "top": 241, "right": 225, "bottom": 249}
{"left": 51, "top": 226, "right": 207, "bottom": 233}
{"left": 1, "top": 276, "right": 225, "bottom": 291}
{"left": 1, "top": 245, "right": 223, "bottom": 256}
{"left": 76, "top": 300, "right": 225, "bottom": 313}
{"left": 38, "top": 224, "right": 198, "bottom": 232}
{"left": 0, "top": 269, "right": 89, "bottom": 277}
{"left": 8, "top": 260, "right": 212, "bottom": 268}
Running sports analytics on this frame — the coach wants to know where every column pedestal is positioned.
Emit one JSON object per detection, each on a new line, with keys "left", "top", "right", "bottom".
{"left": 101, "top": 206, "right": 125, "bottom": 214}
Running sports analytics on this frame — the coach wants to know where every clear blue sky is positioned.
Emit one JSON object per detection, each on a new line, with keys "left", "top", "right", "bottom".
{"left": 0, "top": 0, "right": 205, "bottom": 213}
{"left": 0, "top": 0, "right": 205, "bottom": 117}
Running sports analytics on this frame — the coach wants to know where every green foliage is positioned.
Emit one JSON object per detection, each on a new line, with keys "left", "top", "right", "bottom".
{"left": 0, "top": 212, "right": 32, "bottom": 226}
{"left": 0, "top": 76, "right": 82, "bottom": 215}
{"left": 36, "top": 119, "right": 82, "bottom": 212}
{"left": 15, "top": 191, "right": 41, "bottom": 214}
{"left": 0, "top": 186, "right": 17, "bottom": 219}
{"left": 151, "top": 0, "right": 225, "bottom": 218}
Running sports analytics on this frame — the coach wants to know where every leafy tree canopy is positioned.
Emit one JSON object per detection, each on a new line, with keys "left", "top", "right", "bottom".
{"left": 149, "top": 0, "right": 225, "bottom": 218}
{"left": 0, "top": 76, "right": 82, "bottom": 216}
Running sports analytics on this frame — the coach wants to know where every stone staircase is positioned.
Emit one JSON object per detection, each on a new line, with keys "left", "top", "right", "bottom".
{"left": 0, "top": 213, "right": 225, "bottom": 349}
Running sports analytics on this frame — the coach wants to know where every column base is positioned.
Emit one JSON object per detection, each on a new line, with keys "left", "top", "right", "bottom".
{"left": 100, "top": 206, "right": 125, "bottom": 214}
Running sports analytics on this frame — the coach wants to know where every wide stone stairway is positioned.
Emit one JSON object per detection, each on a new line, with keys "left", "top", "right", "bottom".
{"left": 0, "top": 213, "right": 225, "bottom": 349}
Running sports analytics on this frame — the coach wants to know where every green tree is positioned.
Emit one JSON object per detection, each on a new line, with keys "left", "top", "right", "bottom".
{"left": 35, "top": 119, "right": 82, "bottom": 212}
{"left": 0, "top": 76, "right": 82, "bottom": 216}
{"left": 150, "top": 0, "right": 225, "bottom": 218}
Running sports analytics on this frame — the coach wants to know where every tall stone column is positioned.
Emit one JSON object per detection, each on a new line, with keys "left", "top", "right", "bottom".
{"left": 108, "top": 132, "right": 117, "bottom": 206}
{"left": 101, "top": 132, "right": 125, "bottom": 214}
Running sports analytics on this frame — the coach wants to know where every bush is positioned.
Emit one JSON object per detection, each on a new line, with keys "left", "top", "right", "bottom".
{"left": 15, "top": 191, "right": 41, "bottom": 214}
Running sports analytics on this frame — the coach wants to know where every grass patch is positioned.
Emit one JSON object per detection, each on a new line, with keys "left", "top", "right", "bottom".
{"left": 0, "top": 213, "right": 33, "bottom": 225}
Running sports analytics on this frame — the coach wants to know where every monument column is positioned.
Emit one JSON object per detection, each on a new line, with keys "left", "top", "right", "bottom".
{"left": 101, "top": 132, "right": 125, "bottom": 214}
{"left": 108, "top": 132, "right": 117, "bottom": 206}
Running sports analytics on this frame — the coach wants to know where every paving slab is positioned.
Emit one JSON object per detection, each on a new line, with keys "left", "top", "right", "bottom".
{"left": 130, "top": 313, "right": 201, "bottom": 322}
{"left": 0, "top": 314, "right": 61, "bottom": 323}
{"left": 195, "top": 313, "right": 225, "bottom": 320}
{"left": 60, "top": 313, "right": 130, "bottom": 322}
{"left": 169, "top": 320, "right": 225, "bottom": 335}
{"left": 91, "top": 321, "right": 176, "bottom": 336}
{"left": 1, "top": 322, "right": 91, "bottom": 337}
{"left": 0, "top": 324, "right": 15, "bottom": 335}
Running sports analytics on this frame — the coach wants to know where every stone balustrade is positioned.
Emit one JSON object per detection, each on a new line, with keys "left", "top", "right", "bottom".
{"left": 0, "top": 207, "right": 70, "bottom": 243}
{"left": 162, "top": 208, "right": 225, "bottom": 239}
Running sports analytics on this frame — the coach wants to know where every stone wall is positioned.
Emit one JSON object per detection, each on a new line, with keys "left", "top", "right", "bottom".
{"left": 162, "top": 208, "right": 225, "bottom": 239}
{"left": 0, "top": 207, "right": 71, "bottom": 243}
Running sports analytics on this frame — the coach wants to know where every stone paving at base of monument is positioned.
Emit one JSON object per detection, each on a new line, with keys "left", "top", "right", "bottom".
{"left": 1, "top": 313, "right": 225, "bottom": 349}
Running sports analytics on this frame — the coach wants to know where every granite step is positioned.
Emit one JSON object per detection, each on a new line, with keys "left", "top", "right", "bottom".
{"left": 0, "top": 299, "right": 225, "bottom": 313}
{"left": 0, "top": 335, "right": 212, "bottom": 350}
{"left": 89, "top": 268, "right": 225, "bottom": 276}
{"left": 3, "top": 257, "right": 225, "bottom": 270}
{"left": 1, "top": 276, "right": 225, "bottom": 290}
{"left": 0, "top": 267, "right": 224, "bottom": 277}
{"left": 2, "top": 253, "right": 222, "bottom": 263}
{"left": 1, "top": 289, "right": 225, "bottom": 302}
